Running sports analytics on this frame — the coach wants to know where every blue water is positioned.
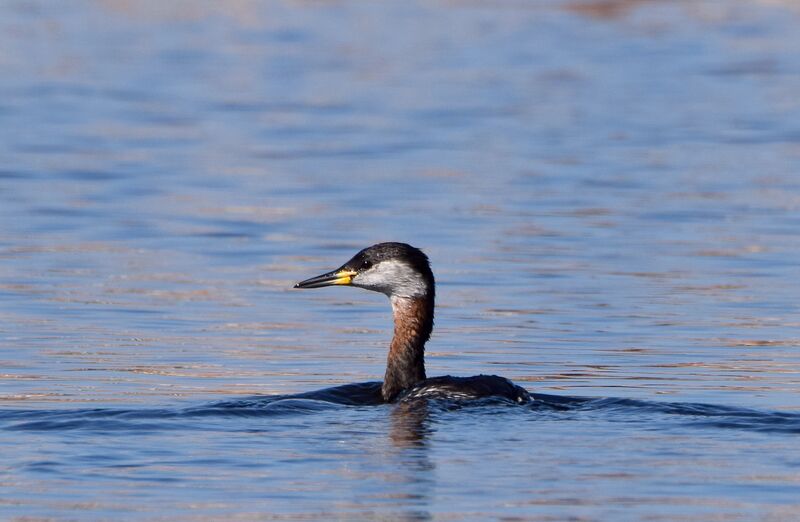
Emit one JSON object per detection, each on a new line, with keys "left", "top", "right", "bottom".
{"left": 2, "top": 0, "right": 800, "bottom": 519}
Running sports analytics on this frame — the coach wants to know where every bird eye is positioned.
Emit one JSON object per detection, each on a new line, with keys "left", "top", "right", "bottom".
{"left": 360, "top": 260, "right": 372, "bottom": 271}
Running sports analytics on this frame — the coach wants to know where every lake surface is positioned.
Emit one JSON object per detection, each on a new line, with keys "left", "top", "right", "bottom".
{"left": 2, "top": 0, "right": 800, "bottom": 520}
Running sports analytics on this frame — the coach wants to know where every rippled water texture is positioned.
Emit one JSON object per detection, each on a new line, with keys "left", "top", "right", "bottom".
{"left": 2, "top": 0, "right": 800, "bottom": 520}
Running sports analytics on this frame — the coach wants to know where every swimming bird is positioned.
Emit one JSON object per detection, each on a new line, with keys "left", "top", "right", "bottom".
{"left": 294, "top": 242, "right": 531, "bottom": 404}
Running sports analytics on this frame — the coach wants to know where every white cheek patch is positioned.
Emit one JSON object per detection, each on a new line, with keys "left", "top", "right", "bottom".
{"left": 352, "top": 259, "right": 428, "bottom": 298}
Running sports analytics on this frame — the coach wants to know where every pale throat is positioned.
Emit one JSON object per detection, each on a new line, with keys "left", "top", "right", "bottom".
{"left": 353, "top": 259, "right": 428, "bottom": 299}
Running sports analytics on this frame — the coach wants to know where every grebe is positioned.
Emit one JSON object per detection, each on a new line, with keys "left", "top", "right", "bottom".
{"left": 294, "top": 242, "right": 531, "bottom": 404}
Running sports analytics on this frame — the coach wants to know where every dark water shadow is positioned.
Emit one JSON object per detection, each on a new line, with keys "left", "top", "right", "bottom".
{"left": 2, "top": 383, "right": 800, "bottom": 435}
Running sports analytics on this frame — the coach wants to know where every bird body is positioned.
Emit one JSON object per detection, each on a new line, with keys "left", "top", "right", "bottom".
{"left": 295, "top": 242, "right": 530, "bottom": 404}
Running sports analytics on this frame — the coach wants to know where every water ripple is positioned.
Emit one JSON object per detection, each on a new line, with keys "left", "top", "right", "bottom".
{"left": 3, "top": 384, "right": 799, "bottom": 435}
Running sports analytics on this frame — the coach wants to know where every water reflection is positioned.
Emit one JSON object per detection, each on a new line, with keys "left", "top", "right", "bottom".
{"left": 389, "top": 401, "right": 432, "bottom": 449}
{"left": 384, "top": 402, "right": 435, "bottom": 521}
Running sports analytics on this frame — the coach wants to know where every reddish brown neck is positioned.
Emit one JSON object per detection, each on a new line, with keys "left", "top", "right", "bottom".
{"left": 382, "top": 295, "right": 433, "bottom": 402}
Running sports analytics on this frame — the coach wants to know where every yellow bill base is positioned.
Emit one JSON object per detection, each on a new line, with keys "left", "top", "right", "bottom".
{"left": 332, "top": 270, "right": 357, "bottom": 285}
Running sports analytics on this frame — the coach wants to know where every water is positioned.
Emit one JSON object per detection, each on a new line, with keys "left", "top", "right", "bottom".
{"left": 2, "top": 0, "right": 800, "bottom": 519}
